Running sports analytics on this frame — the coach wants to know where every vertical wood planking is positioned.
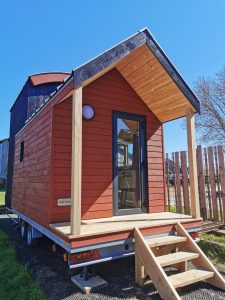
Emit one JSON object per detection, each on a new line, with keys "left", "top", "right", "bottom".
{"left": 208, "top": 147, "right": 218, "bottom": 221}
{"left": 180, "top": 151, "right": 190, "bottom": 215}
{"left": 70, "top": 87, "right": 82, "bottom": 235}
{"left": 166, "top": 145, "right": 225, "bottom": 222}
{"left": 175, "top": 152, "right": 182, "bottom": 213}
{"left": 196, "top": 145, "right": 207, "bottom": 220}
{"left": 186, "top": 109, "right": 200, "bottom": 218}
{"left": 218, "top": 145, "right": 225, "bottom": 223}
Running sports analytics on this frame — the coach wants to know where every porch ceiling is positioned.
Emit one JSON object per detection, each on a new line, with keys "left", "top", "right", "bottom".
{"left": 115, "top": 44, "right": 195, "bottom": 123}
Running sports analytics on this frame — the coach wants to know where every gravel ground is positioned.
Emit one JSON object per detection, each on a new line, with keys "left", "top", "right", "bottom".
{"left": 0, "top": 214, "right": 225, "bottom": 300}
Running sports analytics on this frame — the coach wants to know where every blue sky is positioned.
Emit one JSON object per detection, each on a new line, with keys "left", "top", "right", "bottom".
{"left": 1, "top": 0, "right": 225, "bottom": 153}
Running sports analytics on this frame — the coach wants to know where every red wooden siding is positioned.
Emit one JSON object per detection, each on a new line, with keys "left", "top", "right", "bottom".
{"left": 12, "top": 105, "right": 53, "bottom": 226}
{"left": 13, "top": 69, "right": 165, "bottom": 226}
{"left": 51, "top": 97, "right": 72, "bottom": 222}
{"left": 12, "top": 80, "right": 73, "bottom": 227}
{"left": 51, "top": 68, "right": 165, "bottom": 222}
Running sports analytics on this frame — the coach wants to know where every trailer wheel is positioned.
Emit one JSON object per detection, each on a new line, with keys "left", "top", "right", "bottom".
{"left": 20, "top": 221, "right": 27, "bottom": 240}
{"left": 27, "top": 225, "right": 38, "bottom": 247}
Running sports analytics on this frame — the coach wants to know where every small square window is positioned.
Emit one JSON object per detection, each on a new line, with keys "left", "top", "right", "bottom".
{"left": 20, "top": 141, "right": 24, "bottom": 162}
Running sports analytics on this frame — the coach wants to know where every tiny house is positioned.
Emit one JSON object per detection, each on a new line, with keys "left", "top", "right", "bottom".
{"left": 7, "top": 28, "right": 225, "bottom": 297}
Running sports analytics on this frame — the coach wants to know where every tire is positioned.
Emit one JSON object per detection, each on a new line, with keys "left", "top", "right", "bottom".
{"left": 27, "top": 224, "right": 38, "bottom": 247}
{"left": 20, "top": 221, "right": 27, "bottom": 240}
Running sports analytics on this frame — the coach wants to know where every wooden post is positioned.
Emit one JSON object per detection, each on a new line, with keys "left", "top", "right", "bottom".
{"left": 181, "top": 151, "right": 190, "bottom": 215}
{"left": 175, "top": 152, "right": 182, "bottom": 213}
{"left": 208, "top": 147, "right": 218, "bottom": 221}
{"left": 186, "top": 108, "right": 200, "bottom": 219}
{"left": 204, "top": 147, "right": 212, "bottom": 219}
{"left": 70, "top": 87, "right": 82, "bottom": 235}
{"left": 218, "top": 145, "right": 225, "bottom": 223}
{"left": 196, "top": 145, "right": 207, "bottom": 219}
{"left": 165, "top": 153, "right": 171, "bottom": 211}
{"left": 135, "top": 254, "right": 145, "bottom": 287}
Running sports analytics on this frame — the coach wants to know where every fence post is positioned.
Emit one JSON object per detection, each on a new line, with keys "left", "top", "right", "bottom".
{"left": 172, "top": 152, "right": 178, "bottom": 212}
{"left": 175, "top": 152, "right": 182, "bottom": 213}
{"left": 165, "top": 153, "right": 170, "bottom": 211}
{"left": 196, "top": 145, "right": 207, "bottom": 220}
{"left": 218, "top": 145, "right": 225, "bottom": 223}
{"left": 204, "top": 148, "right": 212, "bottom": 219}
{"left": 180, "top": 151, "right": 190, "bottom": 215}
{"left": 208, "top": 147, "right": 218, "bottom": 222}
{"left": 214, "top": 146, "right": 223, "bottom": 221}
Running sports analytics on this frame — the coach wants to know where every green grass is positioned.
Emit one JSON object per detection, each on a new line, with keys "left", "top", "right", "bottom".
{"left": 201, "top": 233, "right": 225, "bottom": 245}
{"left": 0, "top": 229, "right": 46, "bottom": 300}
{"left": 0, "top": 189, "right": 6, "bottom": 211}
{"left": 167, "top": 206, "right": 188, "bottom": 214}
{"left": 199, "top": 233, "right": 225, "bottom": 263}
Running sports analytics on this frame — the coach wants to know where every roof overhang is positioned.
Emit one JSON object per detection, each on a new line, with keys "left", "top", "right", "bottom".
{"left": 20, "top": 28, "right": 200, "bottom": 125}
{"left": 72, "top": 28, "right": 200, "bottom": 123}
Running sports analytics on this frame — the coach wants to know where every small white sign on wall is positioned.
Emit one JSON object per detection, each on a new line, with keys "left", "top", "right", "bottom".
{"left": 57, "top": 198, "right": 71, "bottom": 206}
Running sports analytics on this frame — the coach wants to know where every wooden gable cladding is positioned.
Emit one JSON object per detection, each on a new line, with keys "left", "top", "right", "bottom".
{"left": 116, "top": 44, "right": 194, "bottom": 123}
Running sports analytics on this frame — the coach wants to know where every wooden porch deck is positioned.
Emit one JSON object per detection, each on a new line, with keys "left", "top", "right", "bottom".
{"left": 50, "top": 212, "right": 202, "bottom": 239}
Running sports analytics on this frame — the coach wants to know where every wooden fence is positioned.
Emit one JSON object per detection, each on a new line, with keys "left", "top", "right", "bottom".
{"left": 165, "top": 145, "right": 225, "bottom": 222}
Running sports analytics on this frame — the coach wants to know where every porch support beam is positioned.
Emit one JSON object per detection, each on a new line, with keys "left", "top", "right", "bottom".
{"left": 70, "top": 87, "right": 82, "bottom": 235}
{"left": 186, "top": 108, "right": 200, "bottom": 219}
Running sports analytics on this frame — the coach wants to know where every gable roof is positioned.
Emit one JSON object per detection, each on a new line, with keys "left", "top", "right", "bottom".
{"left": 71, "top": 28, "right": 200, "bottom": 118}
{"left": 22, "top": 28, "right": 200, "bottom": 126}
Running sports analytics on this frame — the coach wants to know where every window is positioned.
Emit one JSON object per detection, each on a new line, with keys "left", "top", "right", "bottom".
{"left": 20, "top": 141, "right": 24, "bottom": 162}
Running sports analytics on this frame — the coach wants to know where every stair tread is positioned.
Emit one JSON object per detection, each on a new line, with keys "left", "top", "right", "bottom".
{"left": 147, "top": 235, "right": 187, "bottom": 247}
{"left": 156, "top": 251, "right": 199, "bottom": 267}
{"left": 168, "top": 269, "right": 214, "bottom": 288}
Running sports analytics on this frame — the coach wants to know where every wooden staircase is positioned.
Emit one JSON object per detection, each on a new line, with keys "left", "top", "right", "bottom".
{"left": 135, "top": 222, "right": 225, "bottom": 300}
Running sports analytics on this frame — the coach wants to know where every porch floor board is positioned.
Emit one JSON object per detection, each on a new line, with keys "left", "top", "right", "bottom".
{"left": 50, "top": 212, "right": 202, "bottom": 239}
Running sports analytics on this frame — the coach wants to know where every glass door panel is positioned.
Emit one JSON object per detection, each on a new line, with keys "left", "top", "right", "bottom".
{"left": 113, "top": 112, "right": 147, "bottom": 215}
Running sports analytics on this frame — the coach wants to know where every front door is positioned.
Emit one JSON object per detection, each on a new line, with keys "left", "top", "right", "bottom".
{"left": 113, "top": 111, "right": 148, "bottom": 216}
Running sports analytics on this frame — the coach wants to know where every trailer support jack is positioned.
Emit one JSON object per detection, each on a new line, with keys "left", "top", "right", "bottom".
{"left": 71, "top": 265, "right": 108, "bottom": 294}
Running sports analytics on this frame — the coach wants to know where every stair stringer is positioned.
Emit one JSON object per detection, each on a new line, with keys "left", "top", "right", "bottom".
{"left": 134, "top": 227, "right": 181, "bottom": 300}
{"left": 176, "top": 222, "right": 225, "bottom": 290}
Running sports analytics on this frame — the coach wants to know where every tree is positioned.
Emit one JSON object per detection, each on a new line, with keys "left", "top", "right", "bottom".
{"left": 194, "top": 66, "right": 225, "bottom": 146}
